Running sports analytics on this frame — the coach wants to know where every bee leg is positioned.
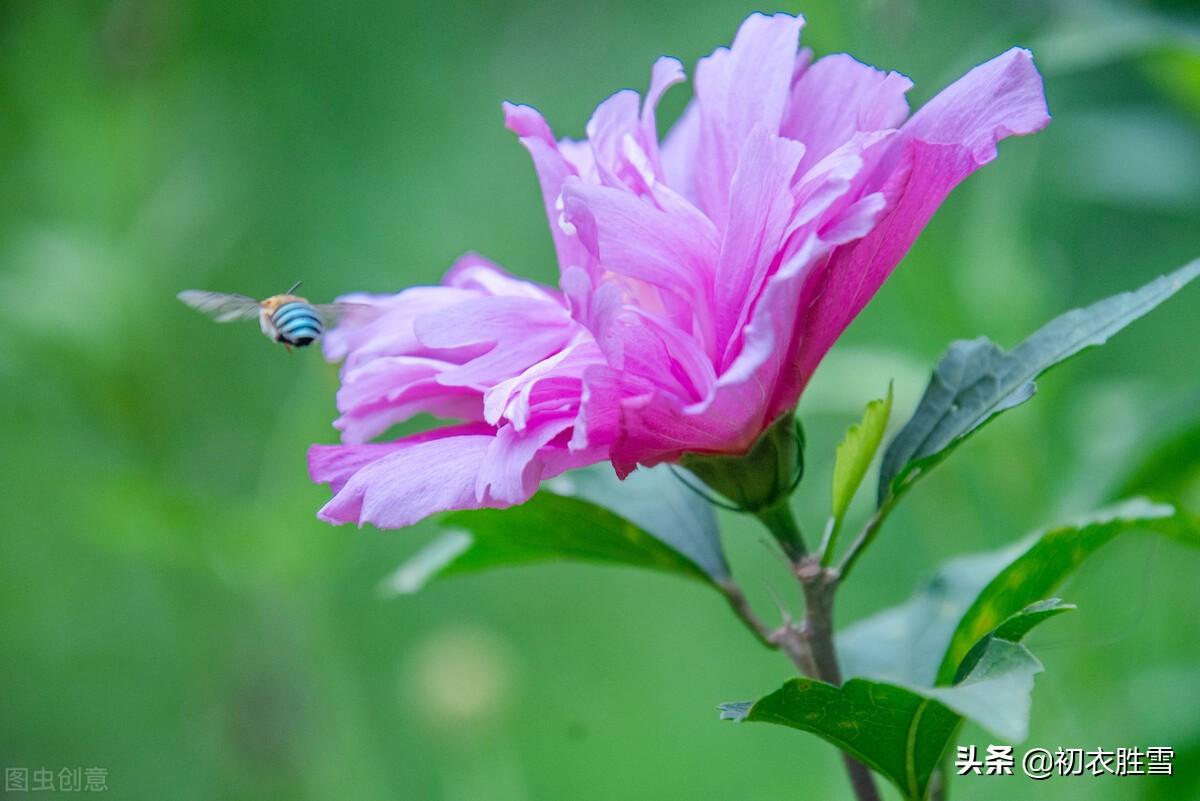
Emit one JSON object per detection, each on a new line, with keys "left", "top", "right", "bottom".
{"left": 284, "top": 343, "right": 293, "bottom": 354}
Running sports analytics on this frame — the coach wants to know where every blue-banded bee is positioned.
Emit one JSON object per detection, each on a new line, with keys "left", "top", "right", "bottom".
{"left": 177, "top": 282, "right": 373, "bottom": 351}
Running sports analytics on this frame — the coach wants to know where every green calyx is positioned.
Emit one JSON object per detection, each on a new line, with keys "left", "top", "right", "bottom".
{"left": 679, "top": 411, "right": 805, "bottom": 516}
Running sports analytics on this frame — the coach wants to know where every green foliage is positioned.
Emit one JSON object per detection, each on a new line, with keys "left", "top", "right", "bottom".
{"left": 878, "top": 260, "right": 1200, "bottom": 506}
{"left": 733, "top": 500, "right": 1199, "bottom": 799}
{"left": 385, "top": 464, "right": 729, "bottom": 594}
{"left": 839, "top": 500, "right": 1198, "bottom": 687}
{"left": 832, "top": 384, "right": 893, "bottom": 523}
{"left": 837, "top": 541, "right": 1027, "bottom": 687}
{"left": 552, "top": 462, "right": 731, "bottom": 580}
{"left": 937, "top": 499, "right": 1199, "bottom": 683}
{"left": 721, "top": 678, "right": 961, "bottom": 801}
{"left": 951, "top": 598, "right": 1074, "bottom": 684}
{"left": 721, "top": 633, "right": 1056, "bottom": 800}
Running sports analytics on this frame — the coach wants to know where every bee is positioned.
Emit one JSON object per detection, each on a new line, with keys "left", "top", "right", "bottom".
{"left": 177, "top": 281, "right": 373, "bottom": 351}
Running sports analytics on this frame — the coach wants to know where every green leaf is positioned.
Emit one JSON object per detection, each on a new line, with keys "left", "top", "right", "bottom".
{"left": 721, "top": 632, "right": 1058, "bottom": 800}
{"left": 550, "top": 462, "right": 731, "bottom": 581}
{"left": 838, "top": 542, "right": 1030, "bottom": 687}
{"left": 832, "top": 383, "right": 893, "bottom": 523}
{"left": 383, "top": 464, "right": 729, "bottom": 594}
{"left": 839, "top": 499, "right": 1198, "bottom": 688}
{"left": 935, "top": 498, "right": 1198, "bottom": 683}
{"left": 951, "top": 598, "right": 1074, "bottom": 684}
{"left": 878, "top": 259, "right": 1200, "bottom": 506}
{"left": 721, "top": 677, "right": 960, "bottom": 801}
{"left": 925, "top": 638, "right": 1045, "bottom": 742}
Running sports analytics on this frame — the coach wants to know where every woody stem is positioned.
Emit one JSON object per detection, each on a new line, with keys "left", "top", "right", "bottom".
{"left": 756, "top": 503, "right": 882, "bottom": 801}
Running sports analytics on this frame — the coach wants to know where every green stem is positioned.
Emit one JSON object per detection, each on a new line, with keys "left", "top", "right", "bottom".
{"left": 719, "top": 582, "right": 777, "bottom": 650}
{"left": 753, "top": 502, "right": 882, "bottom": 801}
{"left": 818, "top": 515, "right": 840, "bottom": 567}
{"left": 755, "top": 500, "right": 807, "bottom": 562}
{"left": 835, "top": 497, "right": 897, "bottom": 581}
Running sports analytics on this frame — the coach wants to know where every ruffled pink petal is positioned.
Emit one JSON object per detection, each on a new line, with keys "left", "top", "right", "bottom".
{"left": 322, "top": 286, "right": 478, "bottom": 368}
{"left": 443, "top": 251, "right": 562, "bottom": 301}
{"left": 786, "top": 129, "right": 895, "bottom": 239}
{"left": 661, "top": 100, "right": 701, "bottom": 200}
{"left": 782, "top": 53, "right": 912, "bottom": 171}
{"left": 310, "top": 429, "right": 499, "bottom": 527}
{"left": 901, "top": 47, "right": 1050, "bottom": 163}
{"left": 476, "top": 415, "right": 580, "bottom": 503}
{"left": 570, "top": 363, "right": 630, "bottom": 453}
{"left": 482, "top": 336, "right": 602, "bottom": 428}
{"left": 559, "top": 266, "right": 625, "bottom": 345}
{"left": 310, "top": 422, "right": 494, "bottom": 490}
{"left": 600, "top": 368, "right": 768, "bottom": 476}
{"left": 557, "top": 138, "right": 597, "bottom": 182}
{"left": 325, "top": 255, "right": 541, "bottom": 371}
{"left": 415, "top": 294, "right": 577, "bottom": 389}
{"left": 561, "top": 179, "right": 718, "bottom": 310}
{"left": 600, "top": 201, "right": 889, "bottom": 473}
{"left": 603, "top": 237, "right": 828, "bottom": 472}
{"left": 640, "top": 56, "right": 686, "bottom": 179}
{"left": 583, "top": 58, "right": 686, "bottom": 195}
{"left": 333, "top": 356, "right": 483, "bottom": 444}
{"left": 713, "top": 125, "right": 806, "bottom": 368}
{"left": 689, "top": 12, "right": 806, "bottom": 228}
{"left": 503, "top": 102, "right": 593, "bottom": 272}
{"left": 586, "top": 89, "right": 643, "bottom": 189}
{"left": 819, "top": 191, "right": 889, "bottom": 246}
{"left": 790, "top": 47, "right": 1050, "bottom": 392}
{"left": 691, "top": 242, "right": 820, "bottom": 450}
{"left": 623, "top": 307, "right": 717, "bottom": 404}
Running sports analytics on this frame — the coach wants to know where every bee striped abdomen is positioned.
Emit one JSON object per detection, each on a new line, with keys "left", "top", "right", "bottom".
{"left": 271, "top": 301, "right": 324, "bottom": 346}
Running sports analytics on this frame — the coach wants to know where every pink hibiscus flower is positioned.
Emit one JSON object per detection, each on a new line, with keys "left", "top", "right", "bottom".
{"left": 310, "top": 11, "right": 1050, "bottom": 528}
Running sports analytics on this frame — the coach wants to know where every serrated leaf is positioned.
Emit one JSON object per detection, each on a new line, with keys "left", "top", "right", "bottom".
{"left": 935, "top": 498, "right": 1198, "bottom": 683}
{"left": 832, "top": 384, "right": 894, "bottom": 522}
{"left": 383, "top": 464, "right": 729, "bottom": 595}
{"left": 878, "top": 259, "right": 1200, "bottom": 505}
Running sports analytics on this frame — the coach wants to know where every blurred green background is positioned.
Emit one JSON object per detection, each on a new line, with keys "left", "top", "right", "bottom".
{"left": 2, "top": 0, "right": 1200, "bottom": 798}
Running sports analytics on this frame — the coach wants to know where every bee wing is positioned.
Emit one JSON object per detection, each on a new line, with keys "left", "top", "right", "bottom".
{"left": 177, "top": 290, "right": 262, "bottom": 323}
{"left": 313, "top": 302, "right": 381, "bottom": 329}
